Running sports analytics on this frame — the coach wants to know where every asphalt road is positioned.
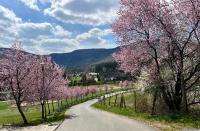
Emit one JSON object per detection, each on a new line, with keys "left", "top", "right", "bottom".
{"left": 56, "top": 99, "right": 157, "bottom": 131}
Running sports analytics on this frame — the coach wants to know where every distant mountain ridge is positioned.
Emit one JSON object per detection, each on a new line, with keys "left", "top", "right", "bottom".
{"left": 50, "top": 47, "right": 120, "bottom": 72}
{"left": 0, "top": 47, "right": 120, "bottom": 72}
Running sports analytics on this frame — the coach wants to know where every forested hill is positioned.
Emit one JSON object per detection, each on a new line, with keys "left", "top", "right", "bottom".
{"left": 0, "top": 47, "right": 120, "bottom": 72}
{"left": 50, "top": 47, "right": 120, "bottom": 72}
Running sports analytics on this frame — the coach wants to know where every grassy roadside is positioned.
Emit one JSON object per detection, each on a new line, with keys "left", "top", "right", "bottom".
{"left": 0, "top": 99, "right": 69, "bottom": 126}
{"left": 92, "top": 94, "right": 200, "bottom": 131}
{"left": 0, "top": 87, "right": 126, "bottom": 126}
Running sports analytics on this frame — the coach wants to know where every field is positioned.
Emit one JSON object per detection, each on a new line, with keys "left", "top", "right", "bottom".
{"left": 93, "top": 93, "right": 200, "bottom": 131}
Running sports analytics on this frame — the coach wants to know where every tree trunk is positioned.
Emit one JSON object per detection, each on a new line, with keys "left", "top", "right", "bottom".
{"left": 181, "top": 85, "right": 188, "bottom": 113}
{"left": 108, "top": 96, "right": 111, "bottom": 106}
{"left": 44, "top": 102, "right": 47, "bottom": 119}
{"left": 41, "top": 103, "right": 45, "bottom": 119}
{"left": 15, "top": 70, "right": 28, "bottom": 124}
{"left": 120, "top": 94, "right": 123, "bottom": 108}
{"left": 123, "top": 95, "right": 126, "bottom": 108}
{"left": 57, "top": 100, "right": 60, "bottom": 107}
{"left": 159, "top": 84, "right": 178, "bottom": 112}
{"left": 47, "top": 100, "right": 50, "bottom": 114}
{"left": 16, "top": 103, "right": 28, "bottom": 125}
{"left": 151, "top": 90, "right": 158, "bottom": 115}
{"left": 52, "top": 100, "right": 54, "bottom": 112}
{"left": 114, "top": 94, "right": 118, "bottom": 106}
{"left": 174, "top": 82, "right": 182, "bottom": 111}
{"left": 120, "top": 94, "right": 126, "bottom": 108}
{"left": 61, "top": 100, "right": 63, "bottom": 106}
{"left": 161, "top": 79, "right": 186, "bottom": 113}
{"left": 134, "top": 91, "right": 137, "bottom": 112}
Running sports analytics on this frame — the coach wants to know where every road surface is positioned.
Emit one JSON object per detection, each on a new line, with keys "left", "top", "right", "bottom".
{"left": 56, "top": 99, "right": 157, "bottom": 131}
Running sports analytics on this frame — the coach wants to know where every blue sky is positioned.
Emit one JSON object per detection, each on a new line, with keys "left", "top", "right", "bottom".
{"left": 0, "top": 0, "right": 119, "bottom": 54}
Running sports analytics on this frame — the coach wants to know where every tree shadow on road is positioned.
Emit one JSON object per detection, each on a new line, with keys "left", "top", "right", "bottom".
{"left": 65, "top": 114, "right": 78, "bottom": 119}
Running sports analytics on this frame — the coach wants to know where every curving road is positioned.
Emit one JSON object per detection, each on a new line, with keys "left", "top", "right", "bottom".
{"left": 56, "top": 99, "right": 157, "bottom": 131}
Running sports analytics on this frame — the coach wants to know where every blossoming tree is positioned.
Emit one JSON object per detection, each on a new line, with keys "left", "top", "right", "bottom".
{"left": 31, "top": 56, "right": 67, "bottom": 119}
{"left": 0, "top": 43, "right": 35, "bottom": 124}
{"left": 113, "top": 0, "right": 200, "bottom": 113}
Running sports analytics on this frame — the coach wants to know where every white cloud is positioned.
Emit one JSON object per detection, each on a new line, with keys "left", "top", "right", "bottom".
{"left": 76, "top": 28, "right": 112, "bottom": 41}
{"left": 39, "top": 0, "right": 51, "bottom": 4}
{"left": 0, "top": 5, "right": 21, "bottom": 37}
{"left": 0, "top": 5, "right": 74, "bottom": 54}
{"left": 0, "top": 5, "right": 21, "bottom": 23}
{"left": 16, "top": 22, "right": 71, "bottom": 39}
{"left": 0, "top": 5, "right": 115, "bottom": 54}
{"left": 54, "top": 25, "right": 72, "bottom": 37}
{"left": 76, "top": 28, "right": 113, "bottom": 49}
{"left": 44, "top": 0, "right": 119, "bottom": 25}
{"left": 26, "top": 28, "right": 114, "bottom": 54}
{"left": 20, "top": 0, "right": 40, "bottom": 11}
{"left": 38, "top": 38, "right": 79, "bottom": 54}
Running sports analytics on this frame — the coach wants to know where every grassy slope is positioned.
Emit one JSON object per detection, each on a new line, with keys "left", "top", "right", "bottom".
{"left": 92, "top": 93, "right": 200, "bottom": 131}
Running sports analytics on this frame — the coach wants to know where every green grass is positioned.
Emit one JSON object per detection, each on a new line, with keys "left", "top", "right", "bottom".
{"left": 0, "top": 87, "right": 127, "bottom": 126}
{"left": 0, "top": 101, "right": 9, "bottom": 110}
{"left": 0, "top": 99, "right": 87, "bottom": 126}
{"left": 92, "top": 93, "right": 200, "bottom": 131}
{"left": 0, "top": 100, "right": 64, "bottom": 126}
{"left": 71, "top": 76, "right": 82, "bottom": 81}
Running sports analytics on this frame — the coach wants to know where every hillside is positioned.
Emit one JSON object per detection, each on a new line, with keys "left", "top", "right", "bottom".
{"left": 50, "top": 47, "right": 119, "bottom": 72}
{"left": 0, "top": 47, "right": 120, "bottom": 73}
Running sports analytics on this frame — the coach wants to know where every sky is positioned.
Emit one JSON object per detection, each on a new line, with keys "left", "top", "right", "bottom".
{"left": 0, "top": 0, "right": 120, "bottom": 55}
